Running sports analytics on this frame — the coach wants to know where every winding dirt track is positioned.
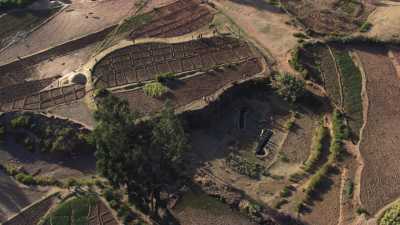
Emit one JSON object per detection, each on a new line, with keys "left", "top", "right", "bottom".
{"left": 355, "top": 46, "right": 400, "bottom": 215}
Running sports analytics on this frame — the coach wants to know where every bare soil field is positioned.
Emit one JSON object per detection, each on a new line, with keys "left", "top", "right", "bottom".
{"left": 0, "top": 8, "right": 59, "bottom": 50}
{"left": 366, "top": 5, "right": 400, "bottom": 41}
{"left": 279, "top": 112, "right": 318, "bottom": 165}
{"left": 129, "top": 0, "right": 214, "bottom": 39}
{"left": 212, "top": 0, "right": 299, "bottom": 73}
{"left": 355, "top": 46, "right": 400, "bottom": 214}
{"left": 92, "top": 36, "right": 255, "bottom": 89}
{"left": 0, "top": 0, "right": 137, "bottom": 64}
{"left": 47, "top": 100, "right": 95, "bottom": 129}
{"left": 0, "top": 170, "right": 48, "bottom": 223}
{"left": 281, "top": 0, "right": 375, "bottom": 35}
{"left": 301, "top": 172, "right": 341, "bottom": 225}
{"left": 3, "top": 193, "right": 59, "bottom": 225}
{"left": 114, "top": 58, "right": 262, "bottom": 114}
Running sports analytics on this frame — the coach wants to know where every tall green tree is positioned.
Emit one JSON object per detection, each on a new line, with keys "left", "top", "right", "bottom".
{"left": 275, "top": 73, "right": 305, "bottom": 103}
{"left": 91, "top": 94, "right": 188, "bottom": 214}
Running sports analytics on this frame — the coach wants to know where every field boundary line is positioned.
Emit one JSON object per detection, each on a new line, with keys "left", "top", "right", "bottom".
{"left": 327, "top": 45, "right": 344, "bottom": 110}
{"left": 0, "top": 4, "right": 69, "bottom": 56}
{"left": 349, "top": 50, "right": 368, "bottom": 209}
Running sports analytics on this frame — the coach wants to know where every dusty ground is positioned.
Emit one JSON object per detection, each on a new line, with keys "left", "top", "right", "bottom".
{"left": 0, "top": 0, "right": 137, "bottom": 64}
{"left": 355, "top": 46, "right": 400, "bottom": 215}
{"left": 212, "top": 0, "right": 299, "bottom": 74}
{"left": 366, "top": 4, "right": 400, "bottom": 41}
{"left": 301, "top": 172, "right": 341, "bottom": 225}
{"left": 0, "top": 170, "right": 49, "bottom": 223}
{"left": 46, "top": 99, "right": 95, "bottom": 129}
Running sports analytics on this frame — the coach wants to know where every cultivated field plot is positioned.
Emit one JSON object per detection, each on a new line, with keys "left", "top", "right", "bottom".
{"left": 42, "top": 195, "right": 118, "bottom": 225}
{"left": 3, "top": 193, "right": 59, "bottom": 225}
{"left": 0, "top": 84, "right": 86, "bottom": 112}
{"left": 281, "top": 0, "right": 375, "bottom": 34}
{"left": 355, "top": 46, "right": 400, "bottom": 214}
{"left": 0, "top": 170, "right": 47, "bottom": 223}
{"left": 0, "top": 9, "right": 58, "bottom": 50}
{"left": 93, "top": 37, "right": 255, "bottom": 89}
{"left": 114, "top": 58, "right": 262, "bottom": 114}
{"left": 0, "top": 77, "right": 57, "bottom": 103}
{"left": 128, "top": 0, "right": 213, "bottom": 39}
{"left": 320, "top": 46, "right": 342, "bottom": 106}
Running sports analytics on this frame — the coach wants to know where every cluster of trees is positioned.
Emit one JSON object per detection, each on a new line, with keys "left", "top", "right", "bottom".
{"left": 0, "top": 0, "right": 36, "bottom": 9}
{"left": 274, "top": 73, "right": 305, "bottom": 103}
{"left": 90, "top": 92, "right": 189, "bottom": 216}
{"left": 7, "top": 113, "right": 91, "bottom": 154}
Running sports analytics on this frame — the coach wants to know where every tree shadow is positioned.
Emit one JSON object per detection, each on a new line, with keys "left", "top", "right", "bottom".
{"left": 227, "top": 0, "right": 284, "bottom": 14}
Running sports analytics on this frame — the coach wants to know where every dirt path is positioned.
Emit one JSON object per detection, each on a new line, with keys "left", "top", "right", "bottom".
{"left": 327, "top": 45, "right": 344, "bottom": 109}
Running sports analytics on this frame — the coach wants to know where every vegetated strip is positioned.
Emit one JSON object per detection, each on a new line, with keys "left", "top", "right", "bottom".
{"left": 302, "top": 111, "right": 347, "bottom": 204}
{"left": 302, "top": 124, "right": 329, "bottom": 173}
{"left": 333, "top": 48, "right": 363, "bottom": 142}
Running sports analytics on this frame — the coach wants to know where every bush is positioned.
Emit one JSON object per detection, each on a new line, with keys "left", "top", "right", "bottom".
{"left": 360, "top": 22, "right": 373, "bottom": 33}
{"left": 11, "top": 115, "right": 31, "bottom": 129}
{"left": 379, "top": 203, "right": 400, "bottom": 225}
{"left": 156, "top": 72, "right": 176, "bottom": 83}
{"left": 344, "top": 180, "right": 354, "bottom": 198}
{"left": 15, "top": 173, "right": 36, "bottom": 185}
{"left": 94, "top": 88, "right": 110, "bottom": 98}
{"left": 274, "top": 73, "right": 305, "bottom": 103}
{"left": 280, "top": 186, "right": 291, "bottom": 198}
{"left": 143, "top": 82, "right": 168, "bottom": 97}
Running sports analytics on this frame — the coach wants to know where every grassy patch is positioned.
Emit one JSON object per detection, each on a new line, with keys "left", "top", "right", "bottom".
{"left": 42, "top": 195, "right": 97, "bottom": 225}
{"left": 379, "top": 202, "right": 400, "bottom": 225}
{"left": 226, "top": 153, "right": 265, "bottom": 179}
{"left": 143, "top": 82, "right": 168, "bottom": 97}
{"left": 360, "top": 22, "right": 373, "bottom": 33}
{"left": 334, "top": 49, "right": 363, "bottom": 141}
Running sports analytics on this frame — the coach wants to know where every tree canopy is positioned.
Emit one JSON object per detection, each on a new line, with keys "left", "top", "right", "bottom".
{"left": 90, "top": 94, "right": 189, "bottom": 214}
{"left": 275, "top": 73, "right": 305, "bottom": 103}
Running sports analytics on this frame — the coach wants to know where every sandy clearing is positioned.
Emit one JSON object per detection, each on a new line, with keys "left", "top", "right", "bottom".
{"left": 366, "top": 5, "right": 400, "bottom": 41}
{"left": 211, "top": 0, "right": 300, "bottom": 73}
{"left": 0, "top": 0, "right": 137, "bottom": 64}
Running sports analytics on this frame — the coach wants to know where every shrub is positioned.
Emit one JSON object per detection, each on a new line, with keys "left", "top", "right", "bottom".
{"left": 344, "top": 180, "right": 354, "bottom": 198}
{"left": 15, "top": 173, "right": 36, "bottom": 185}
{"left": 356, "top": 207, "right": 368, "bottom": 215}
{"left": 280, "top": 186, "right": 291, "bottom": 198}
{"left": 379, "top": 203, "right": 400, "bottom": 225}
{"left": 274, "top": 73, "right": 305, "bottom": 103}
{"left": 293, "top": 32, "right": 308, "bottom": 39}
{"left": 156, "top": 72, "right": 176, "bottom": 83}
{"left": 143, "top": 82, "right": 168, "bottom": 97}
{"left": 109, "top": 200, "right": 119, "bottom": 209}
{"left": 11, "top": 115, "right": 31, "bottom": 129}
{"left": 274, "top": 199, "right": 288, "bottom": 209}
{"left": 360, "top": 22, "right": 373, "bottom": 33}
{"left": 94, "top": 88, "right": 110, "bottom": 98}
